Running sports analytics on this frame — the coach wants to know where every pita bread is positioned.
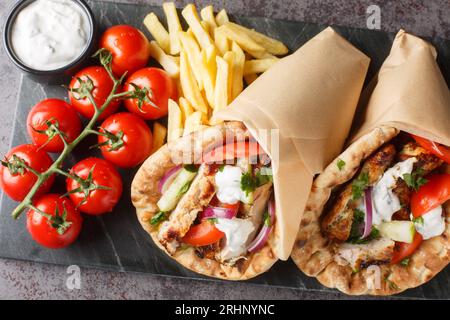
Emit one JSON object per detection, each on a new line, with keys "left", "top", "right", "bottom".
{"left": 131, "top": 121, "right": 278, "bottom": 280}
{"left": 291, "top": 126, "right": 450, "bottom": 295}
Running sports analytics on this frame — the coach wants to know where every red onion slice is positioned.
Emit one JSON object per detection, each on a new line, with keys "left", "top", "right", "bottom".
{"left": 158, "top": 165, "right": 182, "bottom": 194}
{"left": 362, "top": 187, "right": 373, "bottom": 239}
{"left": 248, "top": 197, "right": 276, "bottom": 253}
{"left": 200, "top": 206, "right": 238, "bottom": 220}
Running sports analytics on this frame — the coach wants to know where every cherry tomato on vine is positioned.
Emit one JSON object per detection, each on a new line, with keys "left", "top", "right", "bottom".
{"left": 27, "top": 98, "right": 82, "bottom": 153}
{"left": 27, "top": 194, "right": 82, "bottom": 249}
{"left": 0, "top": 144, "right": 54, "bottom": 201}
{"left": 124, "top": 67, "right": 177, "bottom": 120}
{"left": 66, "top": 157, "right": 123, "bottom": 215}
{"left": 68, "top": 66, "right": 121, "bottom": 120}
{"left": 99, "top": 25, "right": 151, "bottom": 76}
{"left": 98, "top": 112, "right": 153, "bottom": 168}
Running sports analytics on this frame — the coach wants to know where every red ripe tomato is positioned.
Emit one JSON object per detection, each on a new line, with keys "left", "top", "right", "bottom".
{"left": 0, "top": 144, "right": 54, "bottom": 201}
{"left": 98, "top": 112, "right": 153, "bottom": 168}
{"left": 411, "top": 174, "right": 450, "bottom": 217}
{"left": 124, "top": 68, "right": 177, "bottom": 120}
{"left": 182, "top": 220, "right": 225, "bottom": 247}
{"left": 391, "top": 233, "right": 423, "bottom": 265}
{"left": 66, "top": 157, "right": 123, "bottom": 215}
{"left": 27, "top": 194, "right": 82, "bottom": 249}
{"left": 68, "top": 66, "right": 121, "bottom": 120}
{"left": 27, "top": 98, "right": 82, "bottom": 153}
{"left": 203, "top": 141, "right": 267, "bottom": 163}
{"left": 99, "top": 25, "right": 151, "bottom": 76}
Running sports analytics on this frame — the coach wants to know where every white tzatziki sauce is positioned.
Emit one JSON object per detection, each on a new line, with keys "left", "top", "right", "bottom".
{"left": 371, "top": 157, "right": 417, "bottom": 225}
{"left": 215, "top": 218, "right": 255, "bottom": 261}
{"left": 215, "top": 165, "right": 247, "bottom": 204}
{"left": 11, "top": 0, "right": 90, "bottom": 71}
{"left": 413, "top": 206, "right": 446, "bottom": 240}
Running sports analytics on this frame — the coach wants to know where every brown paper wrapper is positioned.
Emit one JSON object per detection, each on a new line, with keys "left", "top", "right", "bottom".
{"left": 350, "top": 30, "right": 450, "bottom": 145}
{"left": 216, "top": 27, "right": 370, "bottom": 260}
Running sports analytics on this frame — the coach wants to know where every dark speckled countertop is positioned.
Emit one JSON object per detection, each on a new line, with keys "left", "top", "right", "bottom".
{"left": 0, "top": 0, "right": 448, "bottom": 300}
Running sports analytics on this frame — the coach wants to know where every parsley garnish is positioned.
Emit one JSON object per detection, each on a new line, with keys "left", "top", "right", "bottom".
{"left": 402, "top": 168, "right": 428, "bottom": 191}
{"left": 348, "top": 209, "right": 380, "bottom": 245}
{"left": 337, "top": 159, "right": 346, "bottom": 171}
{"left": 150, "top": 212, "right": 168, "bottom": 226}
{"left": 218, "top": 164, "right": 225, "bottom": 172}
{"left": 413, "top": 216, "right": 424, "bottom": 225}
{"left": 240, "top": 172, "right": 257, "bottom": 196}
{"left": 263, "top": 211, "right": 271, "bottom": 227}
{"left": 207, "top": 217, "right": 218, "bottom": 224}
{"left": 184, "top": 164, "right": 198, "bottom": 173}
{"left": 256, "top": 167, "right": 273, "bottom": 186}
{"left": 385, "top": 277, "right": 399, "bottom": 290}
{"left": 400, "top": 258, "right": 410, "bottom": 266}
{"left": 351, "top": 172, "right": 369, "bottom": 200}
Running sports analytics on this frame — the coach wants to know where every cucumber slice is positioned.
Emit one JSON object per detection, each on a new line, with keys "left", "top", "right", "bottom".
{"left": 157, "top": 167, "right": 197, "bottom": 212}
{"left": 378, "top": 221, "right": 415, "bottom": 243}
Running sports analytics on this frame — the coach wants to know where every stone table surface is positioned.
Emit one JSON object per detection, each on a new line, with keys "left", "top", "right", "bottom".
{"left": 0, "top": 0, "right": 449, "bottom": 300}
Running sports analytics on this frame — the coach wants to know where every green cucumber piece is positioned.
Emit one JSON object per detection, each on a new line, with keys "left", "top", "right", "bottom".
{"left": 378, "top": 221, "right": 415, "bottom": 243}
{"left": 157, "top": 168, "right": 197, "bottom": 212}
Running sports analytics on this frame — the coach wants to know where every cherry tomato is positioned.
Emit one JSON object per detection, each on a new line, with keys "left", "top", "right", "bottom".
{"left": 66, "top": 157, "right": 123, "bottom": 215}
{"left": 182, "top": 220, "right": 225, "bottom": 247}
{"left": 0, "top": 144, "right": 54, "bottom": 201}
{"left": 411, "top": 174, "right": 450, "bottom": 217}
{"left": 391, "top": 233, "right": 423, "bottom": 265}
{"left": 27, "top": 194, "right": 82, "bottom": 249}
{"left": 27, "top": 98, "right": 82, "bottom": 153}
{"left": 124, "top": 68, "right": 177, "bottom": 120}
{"left": 69, "top": 66, "right": 121, "bottom": 120}
{"left": 203, "top": 141, "right": 267, "bottom": 163}
{"left": 411, "top": 134, "right": 450, "bottom": 164}
{"left": 99, "top": 25, "right": 150, "bottom": 76}
{"left": 98, "top": 112, "right": 153, "bottom": 168}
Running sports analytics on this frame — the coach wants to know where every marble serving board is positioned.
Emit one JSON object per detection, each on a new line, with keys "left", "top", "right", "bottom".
{"left": 1, "top": 0, "right": 449, "bottom": 299}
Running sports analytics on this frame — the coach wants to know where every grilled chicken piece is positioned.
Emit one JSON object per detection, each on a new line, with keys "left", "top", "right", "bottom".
{"left": 391, "top": 180, "right": 411, "bottom": 220}
{"left": 335, "top": 238, "right": 395, "bottom": 270}
{"left": 322, "top": 144, "right": 396, "bottom": 241}
{"left": 159, "top": 164, "right": 216, "bottom": 254}
{"left": 195, "top": 242, "right": 220, "bottom": 259}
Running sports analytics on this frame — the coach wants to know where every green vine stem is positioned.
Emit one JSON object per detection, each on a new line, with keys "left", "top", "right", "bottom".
{"left": 10, "top": 50, "right": 145, "bottom": 219}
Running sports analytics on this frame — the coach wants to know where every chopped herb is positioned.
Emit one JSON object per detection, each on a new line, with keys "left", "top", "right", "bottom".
{"left": 207, "top": 217, "right": 219, "bottom": 224}
{"left": 348, "top": 208, "right": 365, "bottom": 241}
{"left": 256, "top": 168, "right": 273, "bottom": 186}
{"left": 240, "top": 172, "right": 257, "bottom": 196}
{"left": 218, "top": 164, "right": 225, "bottom": 172}
{"left": 263, "top": 211, "right": 271, "bottom": 227}
{"left": 178, "top": 181, "right": 191, "bottom": 196}
{"left": 402, "top": 168, "right": 428, "bottom": 191}
{"left": 351, "top": 172, "right": 369, "bottom": 200}
{"left": 337, "top": 159, "right": 346, "bottom": 171}
{"left": 352, "top": 268, "right": 360, "bottom": 274}
{"left": 184, "top": 164, "right": 198, "bottom": 173}
{"left": 384, "top": 277, "right": 399, "bottom": 290}
{"left": 413, "top": 216, "right": 424, "bottom": 225}
{"left": 348, "top": 223, "right": 380, "bottom": 245}
{"left": 150, "top": 211, "right": 168, "bottom": 226}
{"left": 400, "top": 258, "right": 410, "bottom": 266}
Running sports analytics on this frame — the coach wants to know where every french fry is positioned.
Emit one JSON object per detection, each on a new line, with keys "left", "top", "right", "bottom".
{"left": 180, "top": 51, "right": 208, "bottom": 114}
{"left": 178, "top": 31, "right": 203, "bottom": 90}
{"left": 181, "top": 4, "right": 214, "bottom": 51}
{"left": 143, "top": 13, "right": 170, "bottom": 53}
{"left": 200, "top": 48, "right": 216, "bottom": 109}
{"left": 223, "top": 51, "right": 235, "bottom": 104}
{"left": 244, "top": 58, "right": 279, "bottom": 75}
{"left": 179, "top": 97, "right": 194, "bottom": 119}
{"left": 225, "top": 22, "right": 288, "bottom": 55}
{"left": 168, "top": 99, "right": 183, "bottom": 142}
{"left": 200, "top": 5, "right": 217, "bottom": 32}
{"left": 151, "top": 122, "right": 167, "bottom": 154}
{"left": 216, "top": 24, "right": 266, "bottom": 58}
{"left": 215, "top": 9, "right": 229, "bottom": 26}
{"left": 244, "top": 73, "right": 258, "bottom": 85}
{"left": 183, "top": 111, "right": 204, "bottom": 135}
{"left": 163, "top": 2, "right": 182, "bottom": 55}
{"left": 214, "top": 28, "right": 229, "bottom": 56}
{"left": 214, "top": 56, "right": 229, "bottom": 112}
{"left": 148, "top": 41, "right": 180, "bottom": 78}
{"left": 231, "top": 42, "right": 245, "bottom": 99}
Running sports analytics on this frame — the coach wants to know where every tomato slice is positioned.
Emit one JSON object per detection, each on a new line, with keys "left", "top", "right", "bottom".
{"left": 209, "top": 195, "right": 240, "bottom": 213}
{"left": 182, "top": 220, "right": 225, "bottom": 247}
{"left": 391, "top": 233, "right": 423, "bottom": 265}
{"left": 203, "top": 141, "right": 266, "bottom": 163}
{"left": 411, "top": 174, "right": 450, "bottom": 217}
{"left": 411, "top": 134, "right": 450, "bottom": 164}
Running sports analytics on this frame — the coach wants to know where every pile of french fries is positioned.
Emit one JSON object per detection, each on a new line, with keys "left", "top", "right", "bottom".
{"left": 144, "top": 3, "right": 288, "bottom": 149}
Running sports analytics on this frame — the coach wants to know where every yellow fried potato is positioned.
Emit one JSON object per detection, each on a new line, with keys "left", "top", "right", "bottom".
{"left": 183, "top": 111, "right": 205, "bottom": 135}
{"left": 200, "top": 48, "right": 216, "bottom": 109}
{"left": 200, "top": 6, "right": 217, "bottom": 32}
{"left": 179, "top": 97, "right": 194, "bottom": 119}
{"left": 144, "top": 13, "right": 170, "bottom": 54}
{"left": 180, "top": 51, "right": 208, "bottom": 114}
{"left": 167, "top": 99, "right": 183, "bottom": 142}
{"left": 215, "top": 9, "right": 229, "bottom": 26}
{"left": 214, "top": 56, "right": 229, "bottom": 112}
{"left": 151, "top": 122, "right": 167, "bottom": 154}
{"left": 178, "top": 31, "right": 203, "bottom": 90}
{"left": 244, "top": 58, "right": 279, "bottom": 75}
{"left": 244, "top": 73, "right": 258, "bottom": 85}
{"left": 214, "top": 28, "right": 229, "bottom": 56}
{"left": 182, "top": 4, "right": 214, "bottom": 51}
{"left": 223, "top": 51, "right": 235, "bottom": 104}
{"left": 148, "top": 41, "right": 180, "bottom": 78}
{"left": 163, "top": 2, "right": 182, "bottom": 55}
{"left": 231, "top": 42, "right": 245, "bottom": 99}
{"left": 217, "top": 24, "right": 266, "bottom": 58}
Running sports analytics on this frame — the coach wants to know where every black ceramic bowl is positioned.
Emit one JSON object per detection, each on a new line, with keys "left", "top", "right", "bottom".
{"left": 3, "top": 0, "right": 97, "bottom": 84}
